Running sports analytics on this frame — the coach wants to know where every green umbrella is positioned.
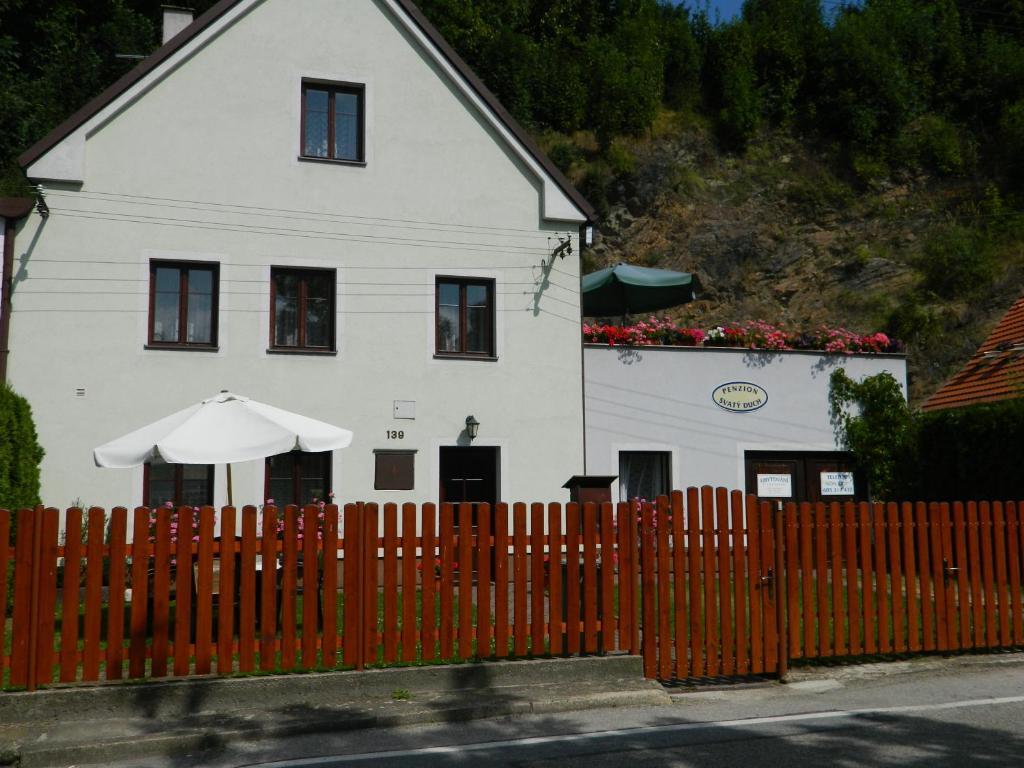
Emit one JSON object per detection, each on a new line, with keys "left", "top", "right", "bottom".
{"left": 582, "top": 263, "right": 699, "bottom": 318}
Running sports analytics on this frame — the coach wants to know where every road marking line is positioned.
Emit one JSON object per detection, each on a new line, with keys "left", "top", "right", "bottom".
{"left": 252, "top": 694, "right": 1024, "bottom": 766}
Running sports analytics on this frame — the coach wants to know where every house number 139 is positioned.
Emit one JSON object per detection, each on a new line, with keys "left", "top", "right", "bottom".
{"left": 386, "top": 430, "right": 405, "bottom": 440}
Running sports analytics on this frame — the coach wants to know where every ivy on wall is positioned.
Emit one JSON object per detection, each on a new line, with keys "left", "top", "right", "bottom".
{"left": 828, "top": 367, "right": 916, "bottom": 501}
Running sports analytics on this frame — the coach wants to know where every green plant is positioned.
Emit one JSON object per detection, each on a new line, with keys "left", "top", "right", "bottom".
{"left": 391, "top": 688, "right": 411, "bottom": 701}
{"left": 917, "top": 225, "right": 994, "bottom": 300}
{"left": 0, "top": 385, "right": 44, "bottom": 543}
{"left": 829, "top": 368, "right": 916, "bottom": 500}
{"left": 895, "top": 114, "right": 969, "bottom": 175}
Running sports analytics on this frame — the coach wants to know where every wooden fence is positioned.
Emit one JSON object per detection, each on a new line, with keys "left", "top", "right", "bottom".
{"left": 4, "top": 490, "right": 1024, "bottom": 691}
{"left": 1, "top": 500, "right": 638, "bottom": 690}
{"left": 640, "top": 492, "right": 1024, "bottom": 680}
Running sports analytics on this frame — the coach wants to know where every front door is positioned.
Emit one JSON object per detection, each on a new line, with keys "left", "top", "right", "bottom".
{"left": 744, "top": 451, "right": 864, "bottom": 504}
{"left": 439, "top": 446, "right": 500, "bottom": 522}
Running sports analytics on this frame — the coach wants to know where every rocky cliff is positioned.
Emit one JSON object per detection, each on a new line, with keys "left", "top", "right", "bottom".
{"left": 578, "top": 120, "right": 1024, "bottom": 406}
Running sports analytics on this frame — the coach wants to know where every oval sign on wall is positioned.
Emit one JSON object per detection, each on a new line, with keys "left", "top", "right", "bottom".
{"left": 712, "top": 382, "right": 768, "bottom": 413}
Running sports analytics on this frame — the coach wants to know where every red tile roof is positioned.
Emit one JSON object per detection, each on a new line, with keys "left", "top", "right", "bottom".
{"left": 922, "top": 296, "right": 1024, "bottom": 411}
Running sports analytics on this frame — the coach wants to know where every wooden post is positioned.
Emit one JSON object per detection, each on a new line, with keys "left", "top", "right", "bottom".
{"left": 774, "top": 501, "right": 788, "bottom": 681}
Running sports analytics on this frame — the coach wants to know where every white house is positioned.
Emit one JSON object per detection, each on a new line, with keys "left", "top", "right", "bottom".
{"left": 584, "top": 344, "right": 908, "bottom": 504}
{"left": 8, "top": 0, "right": 594, "bottom": 512}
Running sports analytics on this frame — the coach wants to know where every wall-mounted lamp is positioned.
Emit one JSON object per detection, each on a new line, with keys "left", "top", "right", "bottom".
{"left": 465, "top": 415, "right": 480, "bottom": 440}
{"left": 551, "top": 237, "right": 573, "bottom": 260}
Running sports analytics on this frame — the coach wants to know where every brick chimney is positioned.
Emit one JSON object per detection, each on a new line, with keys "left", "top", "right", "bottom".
{"left": 162, "top": 6, "right": 194, "bottom": 45}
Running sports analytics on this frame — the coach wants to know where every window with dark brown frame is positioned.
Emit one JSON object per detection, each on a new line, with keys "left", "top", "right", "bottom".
{"left": 270, "top": 267, "right": 336, "bottom": 352}
{"left": 374, "top": 450, "right": 415, "bottom": 491}
{"left": 144, "top": 462, "right": 214, "bottom": 507}
{"left": 265, "top": 451, "right": 332, "bottom": 507}
{"left": 148, "top": 260, "right": 219, "bottom": 348}
{"left": 435, "top": 277, "right": 495, "bottom": 358}
{"left": 618, "top": 451, "right": 671, "bottom": 503}
{"left": 301, "top": 81, "right": 365, "bottom": 162}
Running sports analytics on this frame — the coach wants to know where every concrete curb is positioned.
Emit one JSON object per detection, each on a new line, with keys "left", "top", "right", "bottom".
{"left": 1, "top": 656, "right": 669, "bottom": 767}
{"left": 0, "top": 654, "right": 646, "bottom": 724}
{"left": 15, "top": 689, "right": 670, "bottom": 768}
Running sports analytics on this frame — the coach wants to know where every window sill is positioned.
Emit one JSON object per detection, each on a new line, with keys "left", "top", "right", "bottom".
{"left": 267, "top": 347, "right": 338, "bottom": 357}
{"left": 433, "top": 353, "right": 498, "bottom": 362}
{"left": 145, "top": 344, "right": 219, "bottom": 353}
{"left": 297, "top": 156, "right": 367, "bottom": 168}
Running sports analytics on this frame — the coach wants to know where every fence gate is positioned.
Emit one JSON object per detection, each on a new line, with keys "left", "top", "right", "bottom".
{"left": 638, "top": 494, "right": 1024, "bottom": 681}
{"left": 638, "top": 489, "right": 783, "bottom": 681}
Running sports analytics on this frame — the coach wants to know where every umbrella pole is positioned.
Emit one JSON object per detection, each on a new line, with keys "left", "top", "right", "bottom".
{"left": 227, "top": 463, "right": 234, "bottom": 508}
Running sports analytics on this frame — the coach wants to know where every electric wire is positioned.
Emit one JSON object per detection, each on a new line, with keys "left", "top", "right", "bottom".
{"left": 48, "top": 207, "right": 552, "bottom": 256}
{"left": 44, "top": 190, "right": 565, "bottom": 245}
{"left": 43, "top": 189, "right": 576, "bottom": 237}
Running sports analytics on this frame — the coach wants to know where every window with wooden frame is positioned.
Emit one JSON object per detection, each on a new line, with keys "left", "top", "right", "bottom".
{"left": 435, "top": 277, "right": 495, "bottom": 358}
{"left": 144, "top": 461, "right": 214, "bottom": 507}
{"left": 618, "top": 451, "right": 671, "bottom": 503}
{"left": 265, "top": 451, "right": 332, "bottom": 507}
{"left": 148, "top": 260, "right": 219, "bottom": 348}
{"left": 270, "top": 267, "right": 336, "bottom": 352}
{"left": 300, "top": 81, "right": 365, "bottom": 163}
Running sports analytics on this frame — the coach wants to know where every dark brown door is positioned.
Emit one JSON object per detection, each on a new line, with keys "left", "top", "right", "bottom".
{"left": 439, "top": 446, "right": 500, "bottom": 523}
{"left": 745, "top": 451, "right": 864, "bottom": 503}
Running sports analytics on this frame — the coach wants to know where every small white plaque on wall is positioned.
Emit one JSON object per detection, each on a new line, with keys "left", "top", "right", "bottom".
{"left": 757, "top": 473, "right": 793, "bottom": 497}
{"left": 393, "top": 400, "right": 416, "bottom": 419}
{"left": 821, "top": 471, "right": 855, "bottom": 496}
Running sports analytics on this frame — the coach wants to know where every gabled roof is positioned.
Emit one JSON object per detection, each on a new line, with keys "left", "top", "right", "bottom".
{"left": 922, "top": 297, "right": 1024, "bottom": 411}
{"left": 17, "top": 0, "right": 595, "bottom": 223}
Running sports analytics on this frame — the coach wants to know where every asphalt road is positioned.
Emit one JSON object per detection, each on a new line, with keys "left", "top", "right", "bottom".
{"left": 115, "top": 656, "right": 1024, "bottom": 767}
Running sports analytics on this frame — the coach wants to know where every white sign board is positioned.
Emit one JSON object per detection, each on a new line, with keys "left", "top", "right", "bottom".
{"left": 820, "top": 471, "right": 855, "bottom": 496}
{"left": 712, "top": 382, "right": 768, "bottom": 413}
{"left": 757, "top": 473, "right": 793, "bottom": 498}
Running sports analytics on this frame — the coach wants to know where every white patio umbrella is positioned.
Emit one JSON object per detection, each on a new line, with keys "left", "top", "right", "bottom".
{"left": 94, "top": 390, "right": 354, "bottom": 506}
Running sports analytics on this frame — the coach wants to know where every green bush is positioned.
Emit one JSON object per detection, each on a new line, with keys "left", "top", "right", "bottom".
{"left": 917, "top": 225, "right": 994, "bottom": 300}
{"left": 546, "top": 140, "right": 583, "bottom": 176}
{"left": 912, "top": 400, "right": 1024, "bottom": 502}
{"left": 0, "top": 385, "right": 44, "bottom": 537}
{"left": 895, "top": 113, "right": 968, "bottom": 175}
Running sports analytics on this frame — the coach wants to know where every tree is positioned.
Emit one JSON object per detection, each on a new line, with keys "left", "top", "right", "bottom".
{"left": 702, "top": 21, "right": 760, "bottom": 149}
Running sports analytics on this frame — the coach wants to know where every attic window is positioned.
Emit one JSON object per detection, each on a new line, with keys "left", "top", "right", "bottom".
{"left": 301, "top": 81, "right": 364, "bottom": 163}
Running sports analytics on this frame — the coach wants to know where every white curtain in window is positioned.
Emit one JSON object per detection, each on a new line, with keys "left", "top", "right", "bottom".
{"left": 618, "top": 452, "right": 669, "bottom": 502}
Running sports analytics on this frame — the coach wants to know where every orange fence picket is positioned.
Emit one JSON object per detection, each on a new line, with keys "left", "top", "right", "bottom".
{"left": 62, "top": 508, "right": 84, "bottom": 682}
{"left": 0, "top": 510, "right": 9, "bottom": 686}
{"left": 218, "top": 507, "right": 237, "bottom": 675}
{"left": 671, "top": 493, "right": 687, "bottom": 678}
{"left": 548, "top": 503, "right": 563, "bottom": 656}
{"left": 421, "top": 503, "right": 437, "bottom": 662}
{"left": 238, "top": 507, "right": 257, "bottom": 673}
{"left": 530, "top": 503, "right": 545, "bottom": 656}
{"left": 402, "top": 503, "right": 417, "bottom": 663}
{"left": 493, "top": 503, "right": 509, "bottom": 658}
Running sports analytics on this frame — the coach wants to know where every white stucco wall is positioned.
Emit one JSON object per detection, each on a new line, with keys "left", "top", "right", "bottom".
{"left": 9, "top": 0, "right": 586, "bottom": 513}
{"left": 584, "top": 345, "right": 908, "bottom": 497}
